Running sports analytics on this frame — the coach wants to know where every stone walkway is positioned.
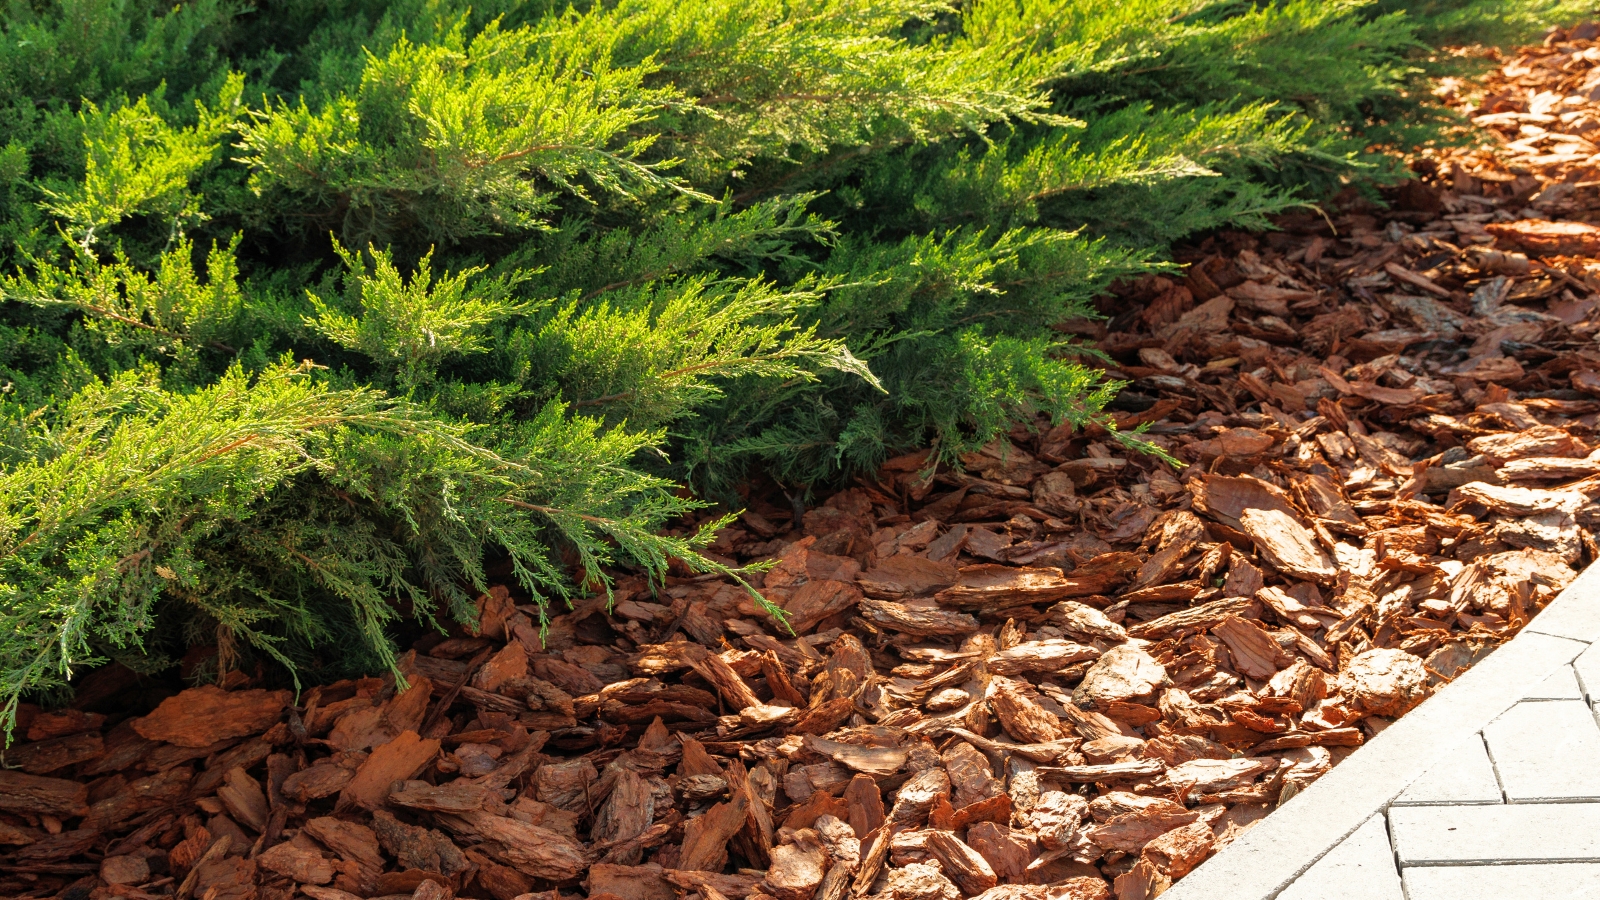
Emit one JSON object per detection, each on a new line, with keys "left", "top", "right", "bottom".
{"left": 1280, "top": 644, "right": 1600, "bottom": 900}
{"left": 1164, "top": 565, "right": 1600, "bottom": 900}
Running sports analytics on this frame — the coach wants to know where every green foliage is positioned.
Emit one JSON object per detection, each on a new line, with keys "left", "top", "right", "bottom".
{"left": 524, "top": 276, "right": 881, "bottom": 430}
{"left": 236, "top": 26, "right": 693, "bottom": 245}
{"left": 42, "top": 74, "right": 244, "bottom": 251}
{"left": 0, "top": 0, "right": 1568, "bottom": 720}
{"left": 9, "top": 239, "right": 240, "bottom": 348}
{"left": 680, "top": 226, "right": 1152, "bottom": 496}
{"left": 0, "top": 360, "right": 757, "bottom": 735}
{"left": 307, "top": 243, "right": 526, "bottom": 392}
{"left": 1375, "top": 0, "right": 1600, "bottom": 45}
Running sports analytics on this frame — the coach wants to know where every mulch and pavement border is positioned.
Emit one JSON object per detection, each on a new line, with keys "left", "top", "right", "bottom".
{"left": 1164, "top": 561, "right": 1600, "bottom": 899}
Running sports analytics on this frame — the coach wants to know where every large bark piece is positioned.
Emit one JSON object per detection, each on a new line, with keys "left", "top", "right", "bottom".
{"left": 1485, "top": 219, "right": 1600, "bottom": 255}
{"left": 7, "top": 731, "right": 103, "bottom": 775}
{"left": 888, "top": 767, "right": 952, "bottom": 831}
{"left": 587, "top": 864, "right": 675, "bottom": 900}
{"left": 1028, "top": 790, "right": 1089, "bottom": 849}
{"left": 987, "top": 640, "right": 1101, "bottom": 676}
{"left": 372, "top": 810, "right": 468, "bottom": 875}
{"left": 1131, "top": 511, "right": 1206, "bottom": 589}
{"left": 966, "top": 822, "right": 1036, "bottom": 883}
{"left": 1140, "top": 821, "right": 1216, "bottom": 879}
{"left": 132, "top": 686, "right": 290, "bottom": 748}
{"left": 844, "top": 773, "right": 885, "bottom": 839}
{"left": 258, "top": 842, "right": 334, "bottom": 884}
{"left": 1238, "top": 508, "right": 1337, "bottom": 584}
{"left": 781, "top": 580, "right": 863, "bottom": 634}
{"left": 0, "top": 770, "right": 89, "bottom": 817}
{"left": 858, "top": 599, "right": 978, "bottom": 637}
{"left": 679, "top": 792, "right": 750, "bottom": 873}
{"left": 340, "top": 731, "right": 440, "bottom": 810}
{"left": 803, "top": 736, "right": 907, "bottom": 776}
{"left": 925, "top": 830, "right": 998, "bottom": 896}
{"left": 858, "top": 556, "right": 961, "bottom": 598}
{"left": 989, "top": 679, "right": 1064, "bottom": 744}
{"left": 1211, "top": 616, "right": 1294, "bottom": 680}
{"left": 1340, "top": 649, "right": 1431, "bottom": 717}
{"left": 765, "top": 830, "right": 827, "bottom": 900}
{"left": 691, "top": 652, "right": 764, "bottom": 712}
{"left": 303, "top": 817, "right": 383, "bottom": 881}
{"left": 1073, "top": 645, "right": 1167, "bottom": 707}
{"left": 885, "top": 863, "right": 961, "bottom": 900}
{"left": 941, "top": 741, "right": 1000, "bottom": 808}
{"left": 591, "top": 769, "right": 654, "bottom": 860}
{"left": 1127, "top": 596, "right": 1255, "bottom": 639}
{"left": 936, "top": 565, "right": 1103, "bottom": 608}
{"left": 1086, "top": 797, "right": 1199, "bottom": 854}
{"left": 467, "top": 813, "right": 590, "bottom": 881}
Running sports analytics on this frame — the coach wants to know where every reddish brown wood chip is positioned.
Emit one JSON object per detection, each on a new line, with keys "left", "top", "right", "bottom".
{"left": 257, "top": 841, "right": 335, "bottom": 884}
{"left": 339, "top": 731, "right": 440, "bottom": 810}
{"left": 679, "top": 792, "right": 750, "bottom": 873}
{"left": 131, "top": 685, "right": 290, "bottom": 747}
{"left": 1485, "top": 219, "right": 1600, "bottom": 255}
{"left": 1238, "top": 508, "right": 1336, "bottom": 584}
{"left": 1212, "top": 616, "right": 1294, "bottom": 680}
{"left": 0, "top": 770, "right": 90, "bottom": 817}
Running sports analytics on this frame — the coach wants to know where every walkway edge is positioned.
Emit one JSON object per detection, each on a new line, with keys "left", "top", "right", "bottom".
{"left": 1162, "top": 562, "right": 1600, "bottom": 900}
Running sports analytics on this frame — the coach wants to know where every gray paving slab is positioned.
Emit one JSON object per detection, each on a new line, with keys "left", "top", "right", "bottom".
{"left": 1524, "top": 559, "right": 1600, "bottom": 643}
{"left": 1158, "top": 632, "right": 1587, "bottom": 900}
{"left": 1403, "top": 863, "right": 1600, "bottom": 900}
{"left": 1275, "top": 814, "right": 1402, "bottom": 900}
{"left": 1484, "top": 699, "right": 1600, "bottom": 802}
{"left": 1574, "top": 641, "right": 1600, "bottom": 703}
{"left": 1522, "top": 665, "right": 1584, "bottom": 700}
{"left": 1391, "top": 803, "right": 1600, "bottom": 865}
{"left": 1393, "top": 734, "right": 1503, "bottom": 806}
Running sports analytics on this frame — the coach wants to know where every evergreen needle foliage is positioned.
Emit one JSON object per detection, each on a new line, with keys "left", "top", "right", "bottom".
{"left": 0, "top": 0, "right": 1564, "bottom": 725}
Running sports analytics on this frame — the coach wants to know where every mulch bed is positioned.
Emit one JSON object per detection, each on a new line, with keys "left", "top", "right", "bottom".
{"left": 14, "top": 21, "right": 1600, "bottom": 900}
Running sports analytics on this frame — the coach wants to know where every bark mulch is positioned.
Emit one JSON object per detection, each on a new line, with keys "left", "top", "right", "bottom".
{"left": 14, "top": 22, "right": 1600, "bottom": 900}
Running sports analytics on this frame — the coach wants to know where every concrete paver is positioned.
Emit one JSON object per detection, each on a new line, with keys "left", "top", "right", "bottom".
{"left": 1390, "top": 803, "right": 1600, "bottom": 865}
{"left": 1393, "top": 734, "right": 1502, "bottom": 806}
{"left": 1276, "top": 814, "right": 1402, "bottom": 900}
{"left": 1574, "top": 642, "right": 1600, "bottom": 702}
{"left": 1158, "top": 632, "right": 1586, "bottom": 900}
{"left": 1525, "top": 561, "right": 1600, "bottom": 643}
{"left": 1483, "top": 699, "right": 1600, "bottom": 802}
{"left": 1403, "top": 863, "right": 1600, "bottom": 900}
{"left": 1522, "top": 665, "right": 1584, "bottom": 700}
{"left": 1163, "top": 568, "right": 1600, "bottom": 900}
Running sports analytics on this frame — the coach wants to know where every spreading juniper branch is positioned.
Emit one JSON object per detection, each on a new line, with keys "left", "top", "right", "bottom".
{"left": 0, "top": 0, "right": 1553, "bottom": 724}
{"left": 0, "top": 362, "right": 783, "bottom": 737}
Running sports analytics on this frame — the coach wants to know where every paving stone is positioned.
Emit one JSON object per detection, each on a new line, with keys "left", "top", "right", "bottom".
{"left": 1575, "top": 642, "right": 1600, "bottom": 703}
{"left": 1484, "top": 699, "right": 1600, "bottom": 802}
{"left": 1393, "top": 734, "right": 1502, "bottom": 806}
{"left": 1391, "top": 803, "right": 1600, "bottom": 865}
{"left": 1525, "top": 561, "right": 1600, "bottom": 643}
{"left": 1522, "top": 665, "right": 1584, "bottom": 701}
{"left": 1160, "top": 632, "right": 1587, "bottom": 900}
{"left": 1276, "top": 814, "right": 1402, "bottom": 900}
{"left": 1403, "top": 863, "right": 1600, "bottom": 900}
{"left": 1163, "top": 527, "right": 1600, "bottom": 900}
